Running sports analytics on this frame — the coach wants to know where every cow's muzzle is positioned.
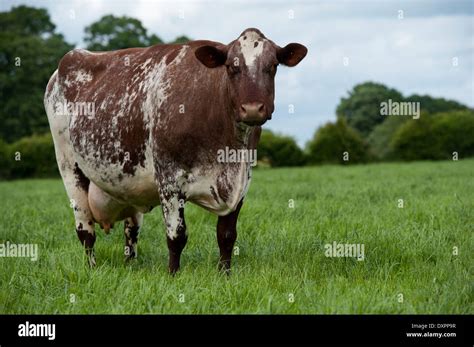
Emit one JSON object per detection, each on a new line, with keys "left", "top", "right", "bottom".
{"left": 239, "top": 102, "right": 270, "bottom": 126}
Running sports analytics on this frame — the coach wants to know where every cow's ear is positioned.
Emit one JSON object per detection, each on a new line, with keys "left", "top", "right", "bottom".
{"left": 277, "top": 43, "right": 307, "bottom": 67}
{"left": 195, "top": 45, "right": 227, "bottom": 68}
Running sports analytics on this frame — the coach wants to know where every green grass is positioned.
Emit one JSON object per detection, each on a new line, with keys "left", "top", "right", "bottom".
{"left": 0, "top": 160, "right": 473, "bottom": 314}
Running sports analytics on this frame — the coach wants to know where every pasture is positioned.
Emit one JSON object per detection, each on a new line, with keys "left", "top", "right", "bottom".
{"left": 0, "top": 160, "right": 472, "bottom": 314}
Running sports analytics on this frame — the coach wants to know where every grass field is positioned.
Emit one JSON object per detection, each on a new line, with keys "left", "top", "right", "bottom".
{"left": 0, "top": 160, "right": 472, "bottom": 314}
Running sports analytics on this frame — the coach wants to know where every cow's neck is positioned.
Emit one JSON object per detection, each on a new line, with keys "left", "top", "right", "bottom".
{"left": 235, "top": 121, "right": 253, "bottom": 147}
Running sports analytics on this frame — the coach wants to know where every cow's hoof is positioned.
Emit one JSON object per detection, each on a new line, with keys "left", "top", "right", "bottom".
{"left": 124, "top": 245, "right": 137, "bottom": 262}
{"left": 168, "top": 266, "right": 180, "bottom": 276}
{"left": 218, "top": 261, "right": 232, "bottom": 275}
{"left": 87, "top": 253, "right": 96, "bottom": 268}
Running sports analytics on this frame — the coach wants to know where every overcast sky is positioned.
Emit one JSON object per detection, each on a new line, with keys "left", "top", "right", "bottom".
{"left": 2, "top": 0, "right": 473, "bottom": 146}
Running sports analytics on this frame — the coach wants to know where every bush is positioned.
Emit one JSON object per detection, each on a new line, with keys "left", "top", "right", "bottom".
{"left": 307, "top": 118, "right": 372, "bottom": 164}
{"left": 368, "top": 112, "right": 429, "bottom": 160}
{"left": 7, "top": 133, "right": 59, "bottom": 178}
{"left": 390, "top": 110, "right": 474, "bottom": 161}
{"left": 257, "top": 130, "right": 307, "bottom": 167}
{"left": 0, "top": 138, "right": 12, "bottom": 179}
{"left": 368, "top": 116, "right": 409, "bottom": 160}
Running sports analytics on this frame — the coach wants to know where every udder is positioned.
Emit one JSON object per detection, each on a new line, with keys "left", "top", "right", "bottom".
{"left": 88, "top": 182, "right": 139, "bottom": 232}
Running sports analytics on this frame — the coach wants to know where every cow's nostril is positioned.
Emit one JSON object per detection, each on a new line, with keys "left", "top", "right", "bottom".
{"left": 240, "top": 103, "right": 266, "bottom": 120}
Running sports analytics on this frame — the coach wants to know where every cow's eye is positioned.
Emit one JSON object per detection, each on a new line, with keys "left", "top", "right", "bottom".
{"left": 227, "top": 64, "right": 240, "bottom": 75}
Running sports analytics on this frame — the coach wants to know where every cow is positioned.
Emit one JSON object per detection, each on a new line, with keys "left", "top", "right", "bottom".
{"left": 44, "top": 28, "right": 307, "bottom": 274}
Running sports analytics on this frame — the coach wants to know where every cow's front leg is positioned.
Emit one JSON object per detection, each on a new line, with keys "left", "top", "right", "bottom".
{"left": 216, "top": 200, "right": 243, "bottom": 274}
{"left": 160, "top": 193, "right": 187, "bottom": 274}
{"left": 124, "top": 213, "right": 143, "bottom": 261}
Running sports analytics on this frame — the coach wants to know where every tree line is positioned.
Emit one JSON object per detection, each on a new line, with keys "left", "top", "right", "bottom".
{"left": 0, "top": 5, "right": 473, "bottom": 179}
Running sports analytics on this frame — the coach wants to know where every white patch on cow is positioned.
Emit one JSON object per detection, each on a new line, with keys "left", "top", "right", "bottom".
{"left": 142, "top": 58, "right": 152, "bottom": 69}
{"left": 143, "top": 58, "right": 170, "bottom": 126}
{"left": 75, "top": 69, "right": 93, "bottom": 84}
{"left": 173, "top": 45, "right": 189, "bottom": 65}
{"left": 162, "top": 196, "right": 182, "bottom": 240}
{"left": 77, "top": 49, "right": 106, "bottom": 56}
{"left": 185, "top": 161, "right": 252, "bottom": 216}
{"left": 142, "top": 45, "right": 189, "bottom": 128}
{"left": 158, "top": 167, "right": 191, "bottom": 240}
{"left": 62, "top": 69, "right": 92, "bottom": 90}
{"left": 63, "top": 77, "right": 71, "bottom": 88}
{"left": 185, "top": 126, "right": 253, "bottom": 216}
{"left": 238, "top": 31, "right": 265, "bottom": 75}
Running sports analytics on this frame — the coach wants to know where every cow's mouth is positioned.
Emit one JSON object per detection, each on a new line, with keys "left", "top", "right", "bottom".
{"left": 242, "top": 119, "right": 267, "bottom": 126}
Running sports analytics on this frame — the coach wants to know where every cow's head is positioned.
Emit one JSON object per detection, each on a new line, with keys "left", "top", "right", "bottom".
{"left": 195, "top": 28, "right": 307, "bottom": 126}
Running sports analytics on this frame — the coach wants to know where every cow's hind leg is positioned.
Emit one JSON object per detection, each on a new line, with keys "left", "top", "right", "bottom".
{"left": 45, "top": 71, "right": 96, "bottom": 267}
{"left": 63, "top": 162, "right": 96, "bottom": 267}
{"left": 124, "top": 213, "right": 143, "bottom": 260}
{"left": 216, "top": 200, "right": 243, "bottom": 274}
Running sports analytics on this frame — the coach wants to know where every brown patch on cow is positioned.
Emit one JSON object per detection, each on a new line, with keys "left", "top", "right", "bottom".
{"left": 216, "top": 171, "right": 231, "bottom": 203}
{"left": 76, "top": 226, "right": 96, "bottom": 251}
{"left": 165, "top": 48, "right": 180, "bottom": 65}
{"left": 73, "top": 162, "right": 90, "bottom": 192}
{"left": 128, "top": 225, "right": 139, "bottom": 244}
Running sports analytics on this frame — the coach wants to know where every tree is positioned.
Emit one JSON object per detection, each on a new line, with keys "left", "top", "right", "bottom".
{"left": 0, "top": 5, "right": 73, "bottom": 143}
{"left": 336, "top": 82, "right": 404, "bottom": 136}
{"left": 307, "top": 119, "right": 372, "bottom": 164}
{"left": 84, "top": 15, "right": 164, "bottom": 51}
{"left": 405, "top": 94, "right": 469, "bottom": 114}
{"left": 170, "top": 35, "right": 191, "bottom": 44}
{"left": 257, "top": 130, "right": 306, "bottom": 167}
{"left": 390, "top": 110, "right": 474, "bottom": 161}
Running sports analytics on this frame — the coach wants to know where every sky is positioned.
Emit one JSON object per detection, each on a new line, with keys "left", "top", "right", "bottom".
{"left": 2, "top": 0, "right": 473, "bottom": 147}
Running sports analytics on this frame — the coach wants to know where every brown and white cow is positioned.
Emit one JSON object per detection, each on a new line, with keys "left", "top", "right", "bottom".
{"left": 44, "top": 28, "right": 307, "bottom": 273}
